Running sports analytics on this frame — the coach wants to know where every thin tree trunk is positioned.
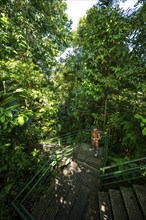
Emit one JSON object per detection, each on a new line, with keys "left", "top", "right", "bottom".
{"left": 104, "top": 98, "right": 107, "bottom": 128}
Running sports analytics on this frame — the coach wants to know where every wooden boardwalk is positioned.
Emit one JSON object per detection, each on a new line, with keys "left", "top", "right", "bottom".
{"left": 31, "top": 143, "right": 146, "bottom": 220}
{"left": 32, "top": 143, "right": 103, "bottom": 220}
{"left": 98, "top": 184, "right": 146, "bottom": 220}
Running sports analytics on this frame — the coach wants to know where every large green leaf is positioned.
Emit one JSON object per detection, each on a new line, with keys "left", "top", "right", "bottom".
{"left": 0, "top": 115, "right": 5, "bottom": 122}
{"left": 134, "top": 114, "right": 143, "bottom": 120}
{"left": 5, "top": 110, "right": 13, "bottom": 118}
{"left": 17, "top": 115, "right": 25, "bottom": 126}
{"left": 142, "top": 127, "right": 146, "bottom": 135}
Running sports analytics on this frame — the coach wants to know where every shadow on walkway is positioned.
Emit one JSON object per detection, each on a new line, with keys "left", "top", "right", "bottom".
{"left": 32, "top": 142, "right": 104, "bottom": 220}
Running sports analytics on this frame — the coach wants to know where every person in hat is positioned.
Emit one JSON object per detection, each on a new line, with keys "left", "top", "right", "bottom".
{"left": 90, "top": 128, "right": 101, "bottom": 156}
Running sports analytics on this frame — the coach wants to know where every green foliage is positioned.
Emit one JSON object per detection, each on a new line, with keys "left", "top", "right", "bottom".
{"left": 59, "top": 2, "right": 146, "bottom": 156}
{"left": 63, "top": 6, "right": 133, "bottom": 131}
{"left": 0, "top": 91, "right": 32, "bottom": 134}
{"left": 122, "top": 121, "right": 137, "bottom": 146}
{"left": 0, "top": 0, "right": 145, "bottom": 218}
{"left": 0, "top": 1, "right": 72, "bottom": 219}
{"left": 134, "top": 114, "right": 146, "bottom": 135}
{"left": 1, "top": 0, "right": 72, "bottom": 70}
{"left": 129, "top": 2, "right": 146, "bottom": 63}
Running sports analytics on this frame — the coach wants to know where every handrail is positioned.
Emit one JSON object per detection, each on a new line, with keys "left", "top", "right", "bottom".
{"left": 12, "top": 129, "right": 109, "bottom": 220}
{"left": 40, "top": 129, "right": 91, "bottom": 147}
{"left": 11, "top": 129, "right": 93, "bottom": 220}
{"left": 102, "top": 164, "right": 146, "bottom": 178}
{"left": 100, "top": 156, "right": 146, "bottom": 173}
{"left": 100, "top": 156, "right": 146, "bottom": 187}
{"left": 101, "top": 136, "right": 108, "bottom": 167}
{"left": 12, "top": 147, "right": 74, "bottom": 220}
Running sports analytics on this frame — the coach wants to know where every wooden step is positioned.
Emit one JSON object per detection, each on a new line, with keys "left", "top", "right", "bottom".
{"left": 133, "top": 184, "right": 146, "bottom": 219}
{"left": 75, "top": 143, "right": 104, "bottom": 169}
{"left": 82, "top": 191, "right": 100, "bottom": 220}
{"left": 98, "top": 191, "right": 113, "bottom": 220}
{"left": 31, "top": 143, "right": 103, "bottom": 220}
{"left": 120, "top": 187, "right": 144, "bottom": 220}
{"left": 32, "top": 170, "right": 98, "bottom": 220}
{"left": 109, "top": 189, "right": 128, "bottom": 220}
{"left": 66, "top": 185, "right": 90, "bottom": 220}
{"left": 32, "top": 172, "right": 75, "bottom": 219}
{"left": 76, "top": 159, "right": 100, "bottom": 178}
{"left": 74, "top": 169, "right": 100, "bottom": 191}
{"left": 41, "top": 176, "right": 80, "bottom": 220}
{"left": 98, "top": 185, "right": 146, "bottom": 220}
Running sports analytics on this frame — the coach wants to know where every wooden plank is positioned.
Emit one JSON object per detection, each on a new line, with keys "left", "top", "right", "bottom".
{"left": 74, "top": 170, "right": 99, "bottom": 191}
{"left": 32, "top": 179, "right": 56, "bottom": 219}
{"left": 76, "top": 159, "right": 100, "bottom": 178}
{"left": 68, "top": 185, "right": 90, "bottom": 220}
{"left": 98, "top": 191, "right": 113, "bottom": 220}
{"left": 53, "top": 180, "right": 81, "bottom": 220}
{"left": 32, "top": 173, "right": 72, "bottom": 220}
{"left": 38, "top": 173, "right": 74, "bottom": 220}
{"left": 31, "top": 142, "right": 102, "bottom": 220}
{"left": 82, "top": 191, "right": 100, "bottom": 220}
{"left": 120, "top": 187, "right": 143, "bottom": 220}
{"left": 41, "top": 177, "right": 80, "bottom": 220}
{"left": 75, "top": 143, "right": 103, "bottom": 169}
{"left": 133, "top": 184, "right": 146, "bottom": 219}
{"left": 109, "top": 189, "right": 128, "bottom": 220}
